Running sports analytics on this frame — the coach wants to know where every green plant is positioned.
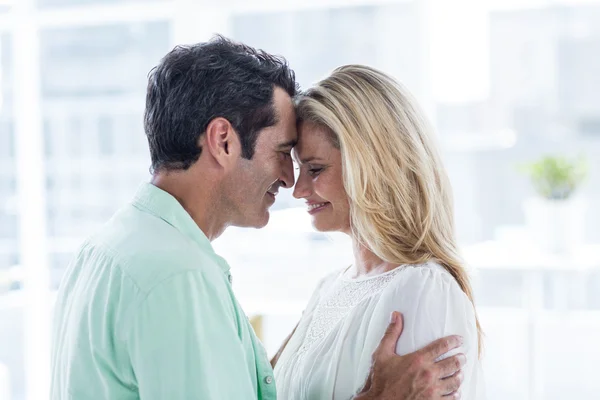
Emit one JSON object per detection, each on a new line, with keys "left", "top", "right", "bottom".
{"left": 519, "top": 155, "right": 588, "bottom": 200}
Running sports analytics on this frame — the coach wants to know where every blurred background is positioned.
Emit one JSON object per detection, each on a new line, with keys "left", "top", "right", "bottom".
{"left": 1, "top": 0, "right": 600, "bottom": 399}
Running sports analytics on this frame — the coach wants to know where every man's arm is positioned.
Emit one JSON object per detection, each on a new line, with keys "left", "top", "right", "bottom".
{"left": 354, "top": 312, "right": 465, "bottom": 400}
{"left": 127, "top": 270, "right": 256, "bottom": 399}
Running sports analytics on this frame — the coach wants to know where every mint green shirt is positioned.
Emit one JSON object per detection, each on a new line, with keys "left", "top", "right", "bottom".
{"left": 50, "top": 183, "right": 276, "bottom": 400}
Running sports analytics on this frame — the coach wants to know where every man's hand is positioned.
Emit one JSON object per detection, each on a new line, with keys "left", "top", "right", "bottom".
{"left": 354, "top": 311, "right": 466, "bottom": 400}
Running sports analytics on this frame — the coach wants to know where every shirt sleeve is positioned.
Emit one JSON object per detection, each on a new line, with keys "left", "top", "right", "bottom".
{"left": 360, "top": 265, "right": 483, "bottom": 399}
{"left": 126, "top": 269, "right": 257, "bottom": 400}
{"left": 389, "top": 266, "right": 482, "bottom": 399}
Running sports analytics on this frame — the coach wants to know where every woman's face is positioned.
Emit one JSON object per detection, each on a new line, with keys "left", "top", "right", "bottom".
{"left": 293, "top": 121, "right": 351, "bottom": 234}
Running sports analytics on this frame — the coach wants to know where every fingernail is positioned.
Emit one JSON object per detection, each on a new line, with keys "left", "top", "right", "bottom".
{"left": 459, "top": 354, "right": 467, "bottom": 364}
{"left": 389, "top": 311, "right": 397, "bottom": 324}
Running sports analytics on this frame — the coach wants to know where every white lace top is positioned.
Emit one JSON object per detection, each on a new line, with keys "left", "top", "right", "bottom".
{"left": 274, "top": 262, "right": 485, "bottom": 400}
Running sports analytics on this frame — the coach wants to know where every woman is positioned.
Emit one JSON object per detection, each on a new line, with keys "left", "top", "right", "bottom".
{"left": 273, "top": 65, "right": 484, "bottom": 399}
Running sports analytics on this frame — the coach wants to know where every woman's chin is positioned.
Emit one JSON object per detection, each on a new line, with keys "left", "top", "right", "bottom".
{"left": 311, "top": 218, "right": 340, "bottom": 234}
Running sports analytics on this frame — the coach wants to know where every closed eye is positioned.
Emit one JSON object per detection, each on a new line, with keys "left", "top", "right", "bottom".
{"left": 308, "top": 168, "right": 323, "bottom": 177}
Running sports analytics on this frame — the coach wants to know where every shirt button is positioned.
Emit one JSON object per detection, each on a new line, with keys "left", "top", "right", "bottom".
{"left": 228, "top": 274, "right": 232, "bottom": 284}
{"left": 264, "top": 376, "right": 273, "bottom": 384}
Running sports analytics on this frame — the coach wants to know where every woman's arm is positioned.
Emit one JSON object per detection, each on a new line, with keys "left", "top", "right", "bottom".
{"left": 270, "top": 322, "right": 299, "bottom": 368}
{"left": 354, "top": 314, "right": 465, "bottom": 400}
{"left": 271, "top": 269, "right": 341, "bottom": 367}
{"left": 356, "top": 265, "right": 481, "bottom": 399}
{"left": 391, "top": 266, "right": 481, "bottom": 398}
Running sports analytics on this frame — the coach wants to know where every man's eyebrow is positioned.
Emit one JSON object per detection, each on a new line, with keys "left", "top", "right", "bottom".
{"left": 277, "top": 139, "right": 298, "bottom": 150}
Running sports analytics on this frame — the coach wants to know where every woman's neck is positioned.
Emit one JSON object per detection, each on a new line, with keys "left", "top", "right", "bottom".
{"left": 350, "top": 236, "right": 399, "bottom": 278}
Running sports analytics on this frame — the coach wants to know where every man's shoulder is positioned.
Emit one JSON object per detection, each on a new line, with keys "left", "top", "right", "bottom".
{"left": 83, "top": 204, "right": 224, "bottom": 294}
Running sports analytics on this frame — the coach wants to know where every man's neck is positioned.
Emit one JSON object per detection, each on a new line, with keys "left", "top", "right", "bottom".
{"left": 151, "top": 170, "right": 227, "bottom": 241}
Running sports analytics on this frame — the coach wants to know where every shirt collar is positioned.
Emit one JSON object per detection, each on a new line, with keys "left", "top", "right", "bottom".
{"left": 131, "top": 182, "right": 230, "bottom": 275}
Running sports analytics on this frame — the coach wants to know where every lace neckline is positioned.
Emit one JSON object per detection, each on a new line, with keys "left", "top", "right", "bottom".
{"left": 295, "top": 265, "right": 407, "bottom": 360}
{"left": 340, "top": 264, "right": 407, "bottom": 282}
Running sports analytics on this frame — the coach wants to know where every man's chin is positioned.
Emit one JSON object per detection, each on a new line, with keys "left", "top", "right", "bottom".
{"left": 235, "top": 210, "right": 270, "bottom": 229}
{"left": 254, "top": 210, "right": 270, "bottom": 229}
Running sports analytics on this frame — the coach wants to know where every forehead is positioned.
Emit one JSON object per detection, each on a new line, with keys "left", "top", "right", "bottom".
{"left": 294, "top": 121, "right": 337, "bottom": 159}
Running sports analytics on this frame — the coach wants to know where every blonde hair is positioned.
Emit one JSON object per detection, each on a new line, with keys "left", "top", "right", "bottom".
{"left": 296, "top": 65, "right": 483, "bottom": 355}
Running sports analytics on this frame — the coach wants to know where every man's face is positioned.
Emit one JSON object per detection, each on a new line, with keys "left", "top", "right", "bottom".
{"left": 225, "top": 87, "right": 297, "bottom": 228}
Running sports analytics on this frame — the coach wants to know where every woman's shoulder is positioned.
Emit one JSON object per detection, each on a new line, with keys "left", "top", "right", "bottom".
{"left": 381, "top": 261, "right": 470, "bottom": 305}
{"left": 392, "top": 261, "right": 456, "bottom": 286}
{"left": 374, "top": 261, "right": 478, "bottom": 352}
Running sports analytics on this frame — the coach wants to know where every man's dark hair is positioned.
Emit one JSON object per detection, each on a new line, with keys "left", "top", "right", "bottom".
{"left": 144, "top": 35, "right": 298, "bottom": 172}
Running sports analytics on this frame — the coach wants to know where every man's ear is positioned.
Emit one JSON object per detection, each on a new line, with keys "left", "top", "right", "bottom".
{"left": 203, "top": 117, "right": 241, "bottom": 167}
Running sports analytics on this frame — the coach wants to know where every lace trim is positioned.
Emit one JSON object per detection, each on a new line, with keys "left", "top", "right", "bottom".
{"left": 297, "top": 266, "right": 405, "bottom": 358}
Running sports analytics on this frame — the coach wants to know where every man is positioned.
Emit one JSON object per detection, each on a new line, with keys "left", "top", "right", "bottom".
{"left": 50, "top": 36, "right": 465, "bottom": 399}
